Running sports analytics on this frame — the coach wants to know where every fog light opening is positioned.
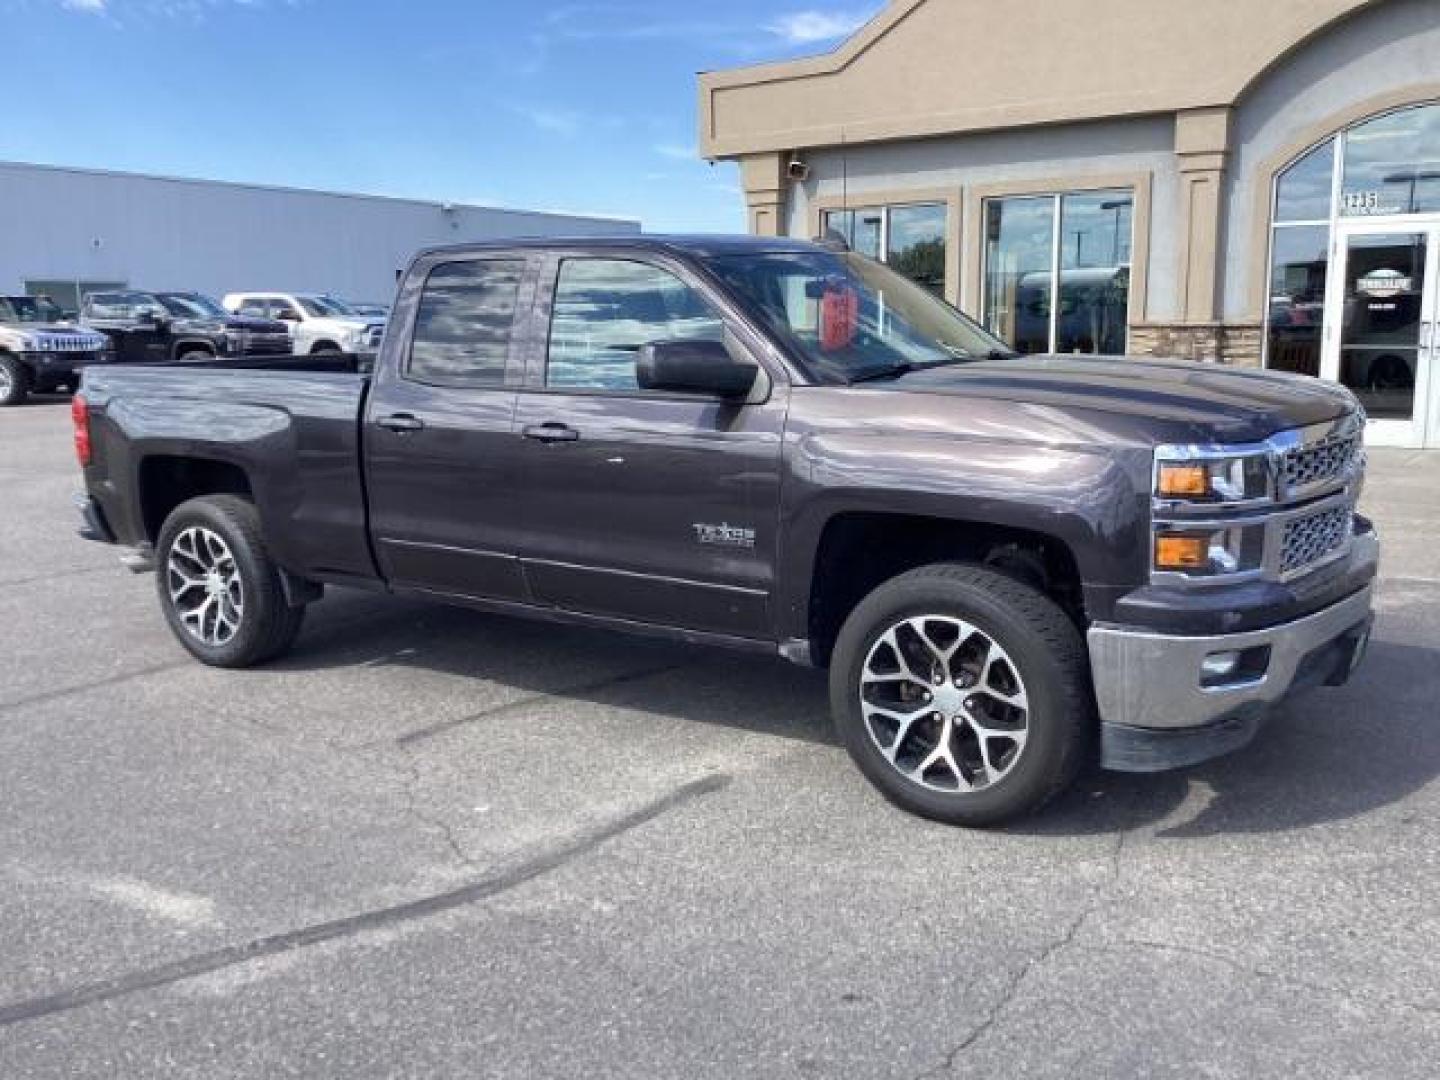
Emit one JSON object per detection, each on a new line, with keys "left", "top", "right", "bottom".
{"left": 1199, "top": 645, "right": 1271, "bottom": 689}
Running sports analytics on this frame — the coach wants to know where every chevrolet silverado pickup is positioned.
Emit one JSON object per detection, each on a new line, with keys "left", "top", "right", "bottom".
{"left": 73, "top": 236, "right": 1378, "bottom": 826}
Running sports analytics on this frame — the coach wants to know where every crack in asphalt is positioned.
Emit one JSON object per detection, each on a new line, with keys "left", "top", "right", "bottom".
{"left": 0, "top": 772, "right": 732, "bottom": 1029}
{"left": 0, "top": 659, "right": 194, "bottom": 718}
{"left": 913, "top": 815, "right": 1134, "bottom": 1079}
{"left": 392, "top": 663, "right": 692, "bottom": 746}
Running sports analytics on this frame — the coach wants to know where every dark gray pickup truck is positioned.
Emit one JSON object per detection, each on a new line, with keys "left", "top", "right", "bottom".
{"left": 73, "top": 236, "right": 1378, "bottom": 825}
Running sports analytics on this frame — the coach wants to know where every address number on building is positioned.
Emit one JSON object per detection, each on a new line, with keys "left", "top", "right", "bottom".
{"left": 1342, "top": 191, "right": 1383, "bottom": 214}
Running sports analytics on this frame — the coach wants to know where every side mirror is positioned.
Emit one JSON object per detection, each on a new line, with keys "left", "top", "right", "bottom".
{"left": 637, "top": 339, "right": 758, "bottom": 399}
{"left": 276, "top": 309, "right": 300, "bottom": 322}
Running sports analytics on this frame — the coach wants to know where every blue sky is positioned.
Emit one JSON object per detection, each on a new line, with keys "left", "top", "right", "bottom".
{"left": 2, "top": 0, "right": 884, "bottom": 232}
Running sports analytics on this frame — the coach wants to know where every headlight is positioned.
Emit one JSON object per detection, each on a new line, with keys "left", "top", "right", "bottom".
{"left": 1154, "top": 448, "right": 1271, "bottom": 504}
{"left": 1153, "top": 524, "right": 1267, "bottom": 576}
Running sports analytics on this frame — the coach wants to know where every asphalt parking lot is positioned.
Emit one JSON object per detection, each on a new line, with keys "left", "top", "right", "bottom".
{"left": 2, "top": 394, "right": 1437, "bottom": 1078}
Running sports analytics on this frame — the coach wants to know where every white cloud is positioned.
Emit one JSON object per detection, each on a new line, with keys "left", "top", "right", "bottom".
{"left": 766, "top": 9, "right": 870, "bottom": 45}
{"left": 62, "top": 0, "right": 107, "bottom": 11}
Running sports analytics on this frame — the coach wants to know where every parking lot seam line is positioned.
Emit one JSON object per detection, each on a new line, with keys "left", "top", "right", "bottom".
{"left": 0, "top": 564, "right": 117, "bottom": 589}
{"left": 0, "top": 659, "right": 194, "bottom": 717}
{"left": 0, "top": 772, "right": 732, "bottom": 1029}
{"left": 393, "top": 663, "right": 692, "bottom": 746}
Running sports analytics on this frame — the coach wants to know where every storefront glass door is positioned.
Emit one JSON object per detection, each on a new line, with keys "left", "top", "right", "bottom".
{"left": 1323, "top": 221, "right": 1440, "bottom": 447}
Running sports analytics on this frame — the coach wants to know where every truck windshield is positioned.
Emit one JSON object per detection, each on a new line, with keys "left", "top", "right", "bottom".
{"left": 298, "top": 296, "right": 356, "bottom": 318}
{"left": 157, "top": 293, "right": 228, "bottom": 319}
{"left": 705, "top": 249, "right": 1015, "bottom": 384}
{"left": 1, "top": 296, "right": 63, "bottom": 323}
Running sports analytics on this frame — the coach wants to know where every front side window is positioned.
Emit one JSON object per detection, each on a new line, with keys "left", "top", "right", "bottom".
{"left": 982, "top": 189, "right": 1134, "bottom": 356}
{"left": 822, "top": 202, "right": 948, "bottom": 295}
{"left": 157, "top": 293, "right": 227, "bottom": 319}
{"left": 409, "top": 259, "right": 525, "bottom": 385}
{"left": 706, "top": 249, "right": 1012, "bottom": 384}
{"left": 545, "top": 259, "right": 724, "bottom": 391}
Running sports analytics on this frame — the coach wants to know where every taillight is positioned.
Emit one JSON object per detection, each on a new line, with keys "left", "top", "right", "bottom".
{"left": 72, "top": 394, "right": 92, "bottom": 467}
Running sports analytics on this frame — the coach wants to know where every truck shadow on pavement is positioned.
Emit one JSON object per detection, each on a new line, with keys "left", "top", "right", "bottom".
{"left": 274, "top": 590, "right": 1436, "bottom": 837}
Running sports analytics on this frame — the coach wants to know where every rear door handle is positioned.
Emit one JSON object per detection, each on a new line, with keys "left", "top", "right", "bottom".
{"left": 377, "top": 413, "right": 425, "bottom": 434}
{"left": 522, "top": 422, "right": 580, "bottom": 443}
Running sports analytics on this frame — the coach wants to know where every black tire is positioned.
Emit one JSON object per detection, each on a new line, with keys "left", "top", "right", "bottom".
{"left": 0, "top": 354, "right": 30, "bottom": 407}
{"left": 829, "top": 563, "right": 1092, "bottom": 827}
{"left": 155, "top": 494, "right": 305, "bottom": 668}
{"left": 311, "top": 342, "right": 341, "bottom": 355}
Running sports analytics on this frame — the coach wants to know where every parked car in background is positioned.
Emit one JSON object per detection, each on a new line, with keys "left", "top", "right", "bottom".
{"left": 347, "top": 301, "right": 390, "bottom": 319}
{"left": 75, "top": 236, "right": 1376, "bottom": 827}
{"left": 222, "top": 292, "right": 385, "bottom": 356}
{"left": 82, "top": 291, "right": 292, "bottom": 366}
{"left": 0, "top": 294, "right": 110, "bottom": 406}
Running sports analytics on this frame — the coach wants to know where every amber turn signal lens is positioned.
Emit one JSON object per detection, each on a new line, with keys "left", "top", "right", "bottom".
{"left": 1155, "top": 534, "right": 1209, "bottom": 570}
{"left": 1157, "top": 464, "right": 1209, "bottom": 497}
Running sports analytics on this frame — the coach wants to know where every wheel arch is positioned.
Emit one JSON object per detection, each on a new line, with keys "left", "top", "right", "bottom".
{"left": 799, "top": 509, "right": 1090, "bottom": 669}
{"left": 138, "top": 454, "right": 255, "bottom": 543}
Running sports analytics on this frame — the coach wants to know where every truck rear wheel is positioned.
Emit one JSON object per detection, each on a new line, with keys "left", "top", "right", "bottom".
{"left": 829, "top": 563, "right": 1092, "bottom": 827}
{"left": 0, "top": 354, "right": 29, "bottom": 407}
{"left": 155, "top": 495, "right": 305, "bottom": 668}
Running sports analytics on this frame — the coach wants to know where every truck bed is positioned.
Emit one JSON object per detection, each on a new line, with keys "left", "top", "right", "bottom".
{"left": 79, "top": 360, "right": 378, "bottom": 583}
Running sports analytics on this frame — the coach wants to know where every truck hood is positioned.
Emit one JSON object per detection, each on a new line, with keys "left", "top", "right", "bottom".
{"left": 880, "top": 355, "right": 1357, "bottom": 444}
{"left": 223, "top": 316, "right": 289, "bottom": 334}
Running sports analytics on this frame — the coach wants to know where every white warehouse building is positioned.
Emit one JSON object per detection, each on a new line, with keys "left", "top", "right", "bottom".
{"left": 0, "top": 160, "right": 638, "bottom": 312}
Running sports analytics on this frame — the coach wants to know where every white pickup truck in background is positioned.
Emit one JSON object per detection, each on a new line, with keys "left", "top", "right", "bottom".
{"left": 222, "top": 292, "right": 385, "bottom": 356}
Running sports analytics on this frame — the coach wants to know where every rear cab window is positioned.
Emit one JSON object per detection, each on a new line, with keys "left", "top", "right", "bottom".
{"left": 407, "top": 259, "right": 527, "bottom": 386}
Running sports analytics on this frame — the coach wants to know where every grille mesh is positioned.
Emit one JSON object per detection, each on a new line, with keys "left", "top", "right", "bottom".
{"left": 1281, "top": 506, "right": 1352, "bottom": 575}
{"left": 1282, "top": 427, "right": 1361, "bottom": 492}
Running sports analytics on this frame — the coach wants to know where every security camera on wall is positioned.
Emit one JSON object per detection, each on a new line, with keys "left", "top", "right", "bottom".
{"left": 787, "top": 158, "right": 810, "bottom": 182}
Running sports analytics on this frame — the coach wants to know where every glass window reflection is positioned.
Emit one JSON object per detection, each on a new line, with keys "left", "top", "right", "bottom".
{"left": 983, "top": 196, "right": 1054, "bottom": 355}
{"left": 409, "top": 260, "right": 524, "bottom": 385}
{"left": 1341, "top": 103, "right": 1440, "bottom": 216}
{"left": 1274, "top": 138, "right": 1335, "bottom": 222}
{"left": 886, "top": 204, "right": 947, "bottom": 295}
{"left": 1265, "top": 226, "right": 1329, "bottom": 377}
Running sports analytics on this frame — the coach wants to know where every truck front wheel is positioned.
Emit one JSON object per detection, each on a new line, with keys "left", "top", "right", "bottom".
{"left": 155, "top": 495, "right": 305, "bottom": 668}
{"left": 829, "top": 563, "right": 1092, "bottom": 827}
{"left": 0, "top": 354, "right": 30, "bottom": 407}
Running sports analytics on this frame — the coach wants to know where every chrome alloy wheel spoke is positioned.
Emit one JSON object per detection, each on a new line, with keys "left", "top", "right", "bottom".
{"left": 167, "top": 526, "right": 244, "bottom": 647}
{"left": 860, "top": 615, "right": 1030, "bottom": 793}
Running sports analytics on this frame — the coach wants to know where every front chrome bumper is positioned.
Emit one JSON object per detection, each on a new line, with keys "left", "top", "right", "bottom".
{"left": 1088, "top": 531, "right": 1377, "bottom": 771}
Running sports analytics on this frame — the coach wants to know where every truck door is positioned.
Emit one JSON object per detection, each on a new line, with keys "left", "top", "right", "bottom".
{"left": 363, "top": 253, "right": 537, "bottom": 601}
{"left": 511, "top": 253, "right": 786, "bottom": 639}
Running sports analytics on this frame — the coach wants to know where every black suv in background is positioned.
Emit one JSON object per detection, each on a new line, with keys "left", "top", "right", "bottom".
{"left": 82, "top": 291, "right": 291, "bottom": 365}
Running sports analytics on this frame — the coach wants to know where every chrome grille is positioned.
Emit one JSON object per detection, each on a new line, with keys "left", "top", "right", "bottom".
{"left": 1281, "top": 506, "right": 1352, "bottom": 576}
{"left": 40, "top": 335, "right": 106, "bottom": 353}
{"left": 1281, "top": 425, "right": 1361, "bottom": 493}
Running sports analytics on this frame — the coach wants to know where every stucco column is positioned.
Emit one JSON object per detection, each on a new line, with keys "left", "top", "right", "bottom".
{"left": 739, "top": 152, "right": 788, "bottom": 237}
{"left": 1174, "top": 106, "right": 1232, "bottom": 324}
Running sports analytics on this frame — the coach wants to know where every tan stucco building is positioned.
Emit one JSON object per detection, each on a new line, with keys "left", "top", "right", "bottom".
{"left": 699, "top": 0, "right": 1440, "bottom": 448}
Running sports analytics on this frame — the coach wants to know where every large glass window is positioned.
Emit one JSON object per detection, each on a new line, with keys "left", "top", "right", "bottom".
{"left": 1340, "top": 104, "right": 1440, "bottom": 217}
{"left": 822, "top": 202, "right": 948, "bottom": 295}
{"left": 545, "top": 259, "right": 724, "bottom": 392}
{"left": 982, "top": 189, "right": 1133, "bottom": 355}
{"left": 1265, "top": 226, "right": 1329, "bottom": 377}
{"left": 1263, "top": 100, "right": 1440, "bottom": 372}
{"left": 408, "top": 259, "right": 524, "bottom": 385}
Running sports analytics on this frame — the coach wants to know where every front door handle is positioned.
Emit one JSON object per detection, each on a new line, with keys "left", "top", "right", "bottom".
{"left": 523, "top": 422, "right": 580, "bottom": 443}
{"left": 377, "top": 413, "right": 425, "bottom": 434}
